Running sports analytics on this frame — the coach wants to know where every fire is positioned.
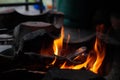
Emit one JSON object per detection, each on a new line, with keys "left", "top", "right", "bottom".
{"left": 60, "top": 62, "right": 74, "bottom": 69}
{"left": 90, "top": 37, "right": 105, "bottom": 73}
{"left": 60, "top": 37, "right": 105, "bottom": 74}
{"left": 51, "top": 56, "right": 57, "bottom": 65}
{"left": 53, "top": 27, "right": 64, "bottom": 56}
{"left": 51, "top": 25, "right": 105, "bottom": 74}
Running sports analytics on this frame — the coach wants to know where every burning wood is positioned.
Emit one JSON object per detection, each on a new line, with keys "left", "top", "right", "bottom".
{"left": 0, "top": 24, "right": 106, "bottom": 77}
{"left": 0, "top": 9, "right": 112, "bottom": 80}
{"left": 67, "top": 46, "right": 87, "bottom": 61}
{"left": 48, "top": 26, "right": 106, "bottom": 75}
{"left": 14, "top": 25, "right": 106, "bottom": 75}
{"left": 53, "top": 27, "right": 64, "bottom": 56}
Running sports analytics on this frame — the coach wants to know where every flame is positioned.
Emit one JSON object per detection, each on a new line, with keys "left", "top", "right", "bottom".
{"left": 60, "top": 62, "right": 67, "bottom": 69}
{"left": 60, "top": 62, "right": 74, "bottom": 69}
{"left": 90, "top": 38, "right": 105, "bottom": 73}
{"left": 60, "top": 53, "right": 91, "bottom": 70}
{"left": 51, "top": 56, "right": 57, "bottom": 65}
{"left": 53, "top": 27, "right": 64, "bottom": 56}
{"left": 60, "top": 37, "right": 105, "bottom": 74}
{"left": 89, "top": 24, "right": 106, "bottom": 73}
{"left": 51, "top": 25, "right": 105, "bottom": 74}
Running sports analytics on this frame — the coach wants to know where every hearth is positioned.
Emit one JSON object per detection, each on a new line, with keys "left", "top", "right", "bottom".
{"left": 0, "top": 9, "right": 120, "bottom": 80}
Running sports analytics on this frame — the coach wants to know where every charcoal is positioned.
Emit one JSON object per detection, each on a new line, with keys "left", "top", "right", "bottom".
{"left": 42, "top": 68, "right": 105, "bottom": 80}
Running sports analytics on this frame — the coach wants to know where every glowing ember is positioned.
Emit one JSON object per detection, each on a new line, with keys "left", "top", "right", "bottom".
{"left": 53, "top": 27, "right": 64, "bottom": 56}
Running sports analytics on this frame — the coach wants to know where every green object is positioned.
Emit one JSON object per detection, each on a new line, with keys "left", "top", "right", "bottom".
{"left": 56, "top": 0, "right": 95, "bottom": 29}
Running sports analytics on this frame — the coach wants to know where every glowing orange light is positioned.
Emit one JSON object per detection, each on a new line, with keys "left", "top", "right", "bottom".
{"left": 53, "top": 27, "right": 64, "bottom": 56}
{"left": 50, "top": 25, "right": 105, "bottom": 74}
{"left": 59, "top": 24, "right": 106, "bottom": 74}
{"left": 60, "top": 62, "right": 74, "bottom": 69}
{"left": 51, "top": 56, "right": 57, "bottom": 65}
{"left": 90, "top": 38, "right": 105, "bottom": 73}
{"left": 60, "top": 37, "right": 105, "bottom": 74}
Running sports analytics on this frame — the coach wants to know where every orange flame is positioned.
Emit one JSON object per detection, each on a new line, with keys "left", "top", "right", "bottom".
{"left": 52, "top": 25, "right": 105, "bottom": 74}
{"left": 60, "top": 62, "right": 74, "bottom": 69}
{"left": 53, "top": 27, "right": 64, "bottom": 56}
{"left": 60, "top": 52, "right": 91, "bottom": 70}
{"left": 90, "top": 37, "right": 105, "bottom": 73}
{"left": 51, "top": 56, "right": 57, "bottom": 65}
{"left": 60, "top": 37, "right": 105, "bottom": 74}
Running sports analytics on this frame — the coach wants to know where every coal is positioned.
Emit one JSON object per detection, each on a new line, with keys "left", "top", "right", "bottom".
{"left": 42, "top": 68, "right": 106, "bottom": 80}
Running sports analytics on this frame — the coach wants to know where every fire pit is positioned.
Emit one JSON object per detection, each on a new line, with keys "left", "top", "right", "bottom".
{"left": 0, "top": 14, "right": 119, "bottom": 80}
{"left": 0, "top": 21, "right": 111, "bottom": 80}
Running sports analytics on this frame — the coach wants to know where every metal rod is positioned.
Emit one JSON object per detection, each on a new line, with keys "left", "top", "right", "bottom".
{"left": 39, "top": 0, "right": 43, "bottom": 13}
{"left": 25, "top": 0, "right": 29, "bottom": 11}
{"left": 0, "top": 2, "right": 40, "bottom": 7}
